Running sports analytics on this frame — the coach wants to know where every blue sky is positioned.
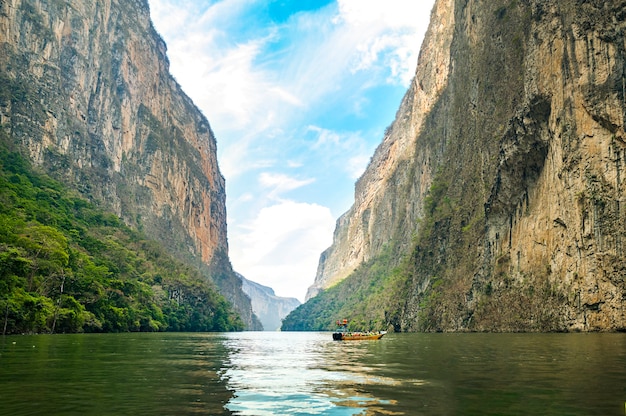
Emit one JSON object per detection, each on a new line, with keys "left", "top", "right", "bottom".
{"left": 148, "top": 0, "right": 436, "bottom": 302}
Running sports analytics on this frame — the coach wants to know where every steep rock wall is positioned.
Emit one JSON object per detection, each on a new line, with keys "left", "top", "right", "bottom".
{"left": 306, "top": 0, "right": 456, "bottom": 300}
{"left": 0, "top": 0, "right": 260, "bottom": 328}
{"left": 472, "top": 0, "right": 626, "bottom": 331}
{"left": 307, "top": 0, "right": 626, "bottom": 331}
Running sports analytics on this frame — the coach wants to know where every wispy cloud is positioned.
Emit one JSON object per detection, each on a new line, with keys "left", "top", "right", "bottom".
{"left": 307, "top": 125, "right": 374, "bottom": 179}
{"left": 259, "top": 172, "right": 315, "bottom": 200}
{"left": 336, "top": 0, "right": 428, "bottom": 84}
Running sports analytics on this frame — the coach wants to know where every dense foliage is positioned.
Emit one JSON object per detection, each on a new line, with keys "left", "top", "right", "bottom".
{"left": 0, "top": 140, "right": 243, "bottom": 334}
{"left": 281, "top": 244, "right": 410, "bottom": 332}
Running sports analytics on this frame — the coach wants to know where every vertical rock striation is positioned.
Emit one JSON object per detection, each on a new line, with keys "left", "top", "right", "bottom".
{"left": 0, "top": 0, "right": 260, "bottom": 328}
{"left": 305, "top": 0, "right": 626, "bottom": 331}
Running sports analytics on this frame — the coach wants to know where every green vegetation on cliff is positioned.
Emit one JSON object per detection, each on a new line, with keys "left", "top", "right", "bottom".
{"left": 282, "top": 243, "right": 410, "bottom": 332}
{"left": 0, "top": 136, "right": 243, "bottom": 334}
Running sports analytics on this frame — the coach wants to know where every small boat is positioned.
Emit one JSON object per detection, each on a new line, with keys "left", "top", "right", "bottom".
{"left": 332, "top": 331, "right": 386, "bottom": 341}
{"left": 332, "top": 319, "right": 386, "bottom": 341}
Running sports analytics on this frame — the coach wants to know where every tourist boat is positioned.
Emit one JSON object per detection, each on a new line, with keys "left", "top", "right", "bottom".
{"left": 332, "top": 319, "right": 386, "bottom": 341}
{"left": 332, "top": 331, "right": 386, "bottom": 341}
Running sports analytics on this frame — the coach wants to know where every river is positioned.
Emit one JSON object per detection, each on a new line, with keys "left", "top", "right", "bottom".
{"left": 0, "top": 331, "right": 625, "bottom": 415}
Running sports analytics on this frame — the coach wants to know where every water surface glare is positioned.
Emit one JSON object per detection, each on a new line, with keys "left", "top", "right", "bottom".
{"left": 1, "top": 332, "right": 625, "bottom": 415}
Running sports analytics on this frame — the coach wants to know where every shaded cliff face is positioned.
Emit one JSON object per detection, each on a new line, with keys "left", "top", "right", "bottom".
{"left": 306, "top": 0, "right": 626, "bottom": 331}
{"left": 0, "top": 0, "right": 259, "bottom": 328}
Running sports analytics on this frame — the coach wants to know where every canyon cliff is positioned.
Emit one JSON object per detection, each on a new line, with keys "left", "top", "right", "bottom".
{"left": 238, "top": 273, "right": 301, "bottom": 331}
{"left": 0, "top": 0, "right": 260, "bottom": 329}
{"left": 297, "top": 0, "right": 626, "bottom": 332}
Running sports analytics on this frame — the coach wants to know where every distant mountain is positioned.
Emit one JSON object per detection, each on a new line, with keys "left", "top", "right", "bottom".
{"left": 237, "top": 274, "right": 301, "bottom": 331}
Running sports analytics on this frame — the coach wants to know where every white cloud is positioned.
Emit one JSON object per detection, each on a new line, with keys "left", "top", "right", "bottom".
{"left": 169, "top": 37, "right": 286, "bottom": 133}
{"left": 149, "top": 0, "right": 194, "bottom": 36}
{"left": 259, "top": 172, "right": 315, "bottom": 199}
{"left": 336, "top": 0, "right": 430, "bottom": 85}
{"left": 308, "top": 125, "right": 341, "bottom": 148}
{"left": 230, "top": 201, "right": 335, "bottom": 301}
{"left": 337, "top": 0, "right": 429, "bottom": 28}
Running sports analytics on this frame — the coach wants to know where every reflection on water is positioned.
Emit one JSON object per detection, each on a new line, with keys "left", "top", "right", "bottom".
{"left": 220, "top": 332, "right": 626, "bottom": 416}
{"left": 221, "top": 331, "right": 392, "bottom": 415}
{"left": 1, "top": 332, "right": 625, "bottom": 415}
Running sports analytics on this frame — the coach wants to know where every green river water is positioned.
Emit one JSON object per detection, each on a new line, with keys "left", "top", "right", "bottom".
{"left": 0, "top": 332, "right": 625, "bottom": 415}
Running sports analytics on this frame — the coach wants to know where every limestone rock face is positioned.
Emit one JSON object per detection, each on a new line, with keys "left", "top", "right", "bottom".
{"left": 0, "top": 0, "right": 259, "bottom": 328}
{"left": 308, "top": 0, "right": 626, "bottom": 331}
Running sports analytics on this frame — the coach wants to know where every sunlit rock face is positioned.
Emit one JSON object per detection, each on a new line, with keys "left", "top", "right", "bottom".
{"left": 308, "top": 0, "right": 626, "bottom": 331}
{"left": 0, "top": 0, "right": 260, "bottom": 329}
